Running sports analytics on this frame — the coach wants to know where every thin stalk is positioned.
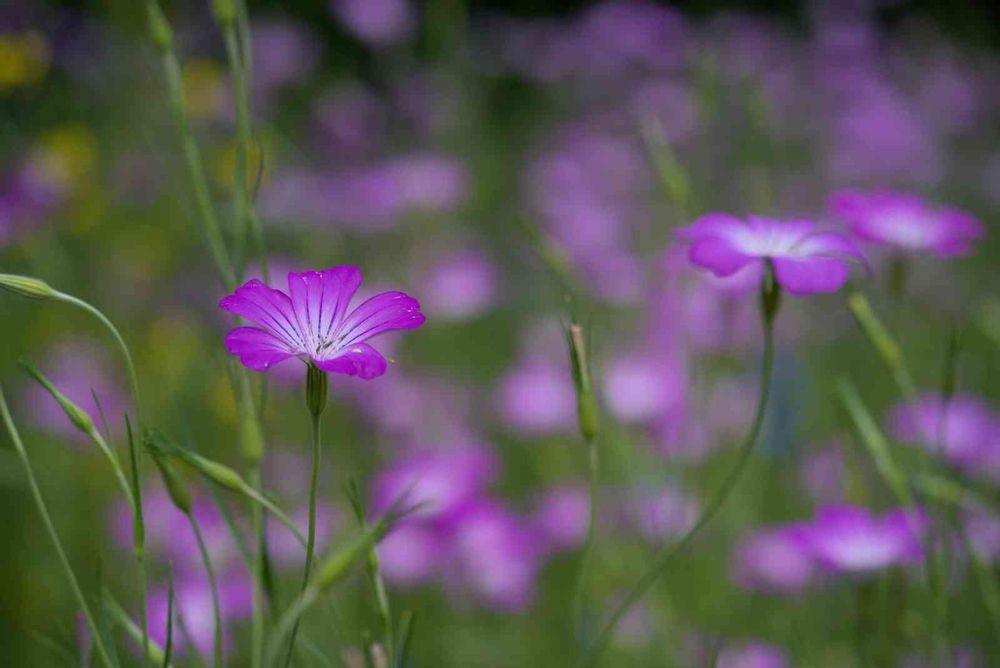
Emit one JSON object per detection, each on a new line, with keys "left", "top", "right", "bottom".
{"left": 279, "top": 364, "right": 329, "bottom": 664}
{"left": 576, "top": 304, "right": 776, "bottom": 668}
{"left": 250, "top": 467, "right": 265, "bottom": 668}
{"left": 189, "top": 513, "right": 224, "bottom": 668}
{"left": 220, "top": 21, "right": 251, "bottom": 277}
{"left": 144, "top": 0, "right": 236, "bottom": 290}
{"left": 571, "top": 432, "right": 599, "bottom": 642}
{"left": 0, "top": 386, "right": 116, "bottom": 668}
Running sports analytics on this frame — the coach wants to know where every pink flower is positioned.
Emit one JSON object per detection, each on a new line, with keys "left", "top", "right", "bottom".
{"left": 830, "top": 190, "right": 984, "bottom": 257}
{"left": 732, "top": 526, "right": 814, "bottom": 595}
{"left": 219, "top": 266, "right": 425, "bottom": 378}
{"left": 678, "top": 214, "right": 864, "bottom": 295}
{"left": 793, "top": 505, "right": 926, "bottom": 574}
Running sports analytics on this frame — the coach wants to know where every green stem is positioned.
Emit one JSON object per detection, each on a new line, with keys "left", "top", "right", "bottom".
{"left": 571, "top": 432, "right": 599, "bottom": 643}
{"left": 284, "top": 408, "right": 322, "bottom": 667}
{"left": 0, "top": 386, "right": 117, "bottom": 668}
{"left": 145, "top": 0, "right": 236, "bottom": 290}
{"left": 250, "top": 467, "right": 265, "bottom": 668}
{"left": 189, "top": 513, "right": 224, "bottom": 668}
{"left": 576, "top": 307, "right": 776, "bottom": 668}
{"left": 220, "top": 22, "right": 251, "bottom": 278}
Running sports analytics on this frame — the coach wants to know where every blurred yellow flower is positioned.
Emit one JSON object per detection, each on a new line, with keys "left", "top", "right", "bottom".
{"left": 0, "top": 31, "right": 50, "bottom": 90}
{"left": 215, "top": 135, "right": 271, "bottom": 192}
{"left": 32, "top": 124, "right": 99, "bottom": 195}
{"left": 182, "top": 59, "right": 227, "bottom": 120}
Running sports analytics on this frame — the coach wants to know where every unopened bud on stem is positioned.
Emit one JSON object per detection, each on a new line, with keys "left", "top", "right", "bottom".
{"left": 566, "top": 323, "right": 599, "bottom": 441}
{"left": 0, "top": 273, "right": 57, "bottom": 300}
{"left": 19, "top": 358, "right": 93, "bottom": 434}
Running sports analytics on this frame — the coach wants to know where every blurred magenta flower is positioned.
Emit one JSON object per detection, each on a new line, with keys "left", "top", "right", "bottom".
{"left": 448, "top": 500, "right": 542, "bottom": 612}
{"left": 370, "top": 444, "right": 497, "bottom": 522}
{"left": 678, "top": 214, "right": 864, "bottom": 295}
{"left": 717, "top": 642, "right": 789, "bottom": 668}
{"left": 620, "top": 486, "right": 699, "bottom": 543}
{"left": 889, "top": 393, "right": 998, "bottom": 472}
{"left": 799, "top": 442, "right": 846, "bottom": 504}
{"left": 830, "top": 190, "right": 984, "bottom": 257}
{"left": 146, "top": 570, "right": 253, "bottom": 659}
{"left": 497, "top": 357, "right": 577, "bottom": 436}
{"left": 377, "top": 522, "right": 444, "bottom": 585}
{"left": 794, "top": 505, "right": 926, "bottom": 574}
{"left": 531, "top": 484, "right": 590, "bottom": 554}
{"left": 419, "top": 248, "right": 498, "bottom": 321}
{"left": 219, "top": 266, "right": 425, "bottom": 378}
{"left": 330, "top": 0, "right": 414, "bottom": 47}
{"left": 732, "top": 526, "right": 814, "bottom": 595}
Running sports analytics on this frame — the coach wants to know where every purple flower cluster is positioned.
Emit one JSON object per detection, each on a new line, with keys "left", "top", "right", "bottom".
{"left": 370, "top": 444, "right": 543, "bottom": 611}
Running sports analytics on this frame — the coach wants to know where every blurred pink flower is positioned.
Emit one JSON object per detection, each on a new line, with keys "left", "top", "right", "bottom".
{"left": 830, "top": 190, "right": 984, "bottom": 257}
{"left": 678, "top": 214, "right": 864, "bottom": 295}
{"left": 793, "top": 505, "right": 926, "bottom": 574}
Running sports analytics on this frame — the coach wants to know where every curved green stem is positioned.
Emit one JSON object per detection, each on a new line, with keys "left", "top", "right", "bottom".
{"left": 576, "top": 312, "right": 775, "bottom": 668}
{"left": 53, "top": 292, "right": 142, "bottom": 424}
{"left": 0, "top": 387, "right": 117, "bottom": 668}
{"left": 189, "top": 513, "right": 223, "bottom": 668}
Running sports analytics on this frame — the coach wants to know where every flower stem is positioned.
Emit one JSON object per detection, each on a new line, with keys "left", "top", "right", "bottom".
{"left": 250, "top": 466, "right": 265, "bottom": 668}
{"left": 0, "top": 386, "right": 117, "bottom": 668}
{"left": 189, "top": 512, "right": 224, "bottom": 668}
{"left": 285, "top": 366, "right": 327, "bottom": 667}
{"left": 575, "top": 279, "right": 777, "bottom": 668}
{"left": 571, "top": 432, "right": 599, "bottom": 643}
{"left": 144, "top": 0, "right": 236, "bottom": 290}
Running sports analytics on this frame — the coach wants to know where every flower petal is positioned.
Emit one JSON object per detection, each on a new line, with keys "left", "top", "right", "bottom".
{"left": 794, "top": 232, "right": 866, "bottom": 263}
{"left": 688, "top": 237, "right": 757, "bottom": 277}
{"left": 336, "top": 291, "right": 426, "bottom": 347}
{"left": 219, "top": 280, "right": 303, "bottom": 350}
{"left": 313, "top": 343, "right": 387, "bottom": 379}
{"left": 676, "top": 212, "right": 746, "bottom": 240}
{"left": 287, "top": 266, "right": 362, "bottom": 346}
{"left": 225, "top": 327, "right": 298, "bottom": 372}
{"left": 772, "top": 256, "right": 850, "bottom": 295}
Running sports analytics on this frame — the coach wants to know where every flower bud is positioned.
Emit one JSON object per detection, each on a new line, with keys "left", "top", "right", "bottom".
{"left": 152, "top": 453, "right": 192, "bottom": 515}
{"left": 0, "top": 273, "right": 57, "bottom": 300}
{"left": 19, "top": 358, "right": 93, "bottom": 434}
{"left": 144, "top": 2, "right": 174, "bottom": 51}
{"left": 566, "top": 323, "right": 599, "bottom": 441}
{"left": 211, "top": 0, "right": 237, "bottom": 25}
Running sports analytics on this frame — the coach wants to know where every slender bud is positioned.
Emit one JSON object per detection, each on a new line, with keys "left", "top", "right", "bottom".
{"left": 145, "top": 1, "right": 174, "bottom": 51}
{"left": 566, "top": 323, "right": 599, "bottom": 441}
{"left": 151, "top": 454, "right": 192, "bottom": 515}
{"left": 186, "top": 452, "right": 246, "bottom": 493}
{"left": 760, "top": 261, "right": 782, "bottom": 323}
{"left": 19, "top": 358, "right": 94, "bottom": 434}
{"left": 0, "top": 273, "right": 57, "bottom": 300}
{"left": 211, "top": 0, "right": 237, "bottom": 25}
{"left": 306, "top": 364, "right": 328, "bottom": 420}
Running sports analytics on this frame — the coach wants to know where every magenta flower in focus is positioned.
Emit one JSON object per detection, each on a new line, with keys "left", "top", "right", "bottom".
{"left": 830, "top": 190, "right": 984, "bottom": 257}
{"left": 794, "top": 505, "right": 926, "bottom": 574}
{"left": 219, "top": 266, "right": 425, "bottom": 378}
{"left": 678, "top": 214, "right": 864, "bottom": 295}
